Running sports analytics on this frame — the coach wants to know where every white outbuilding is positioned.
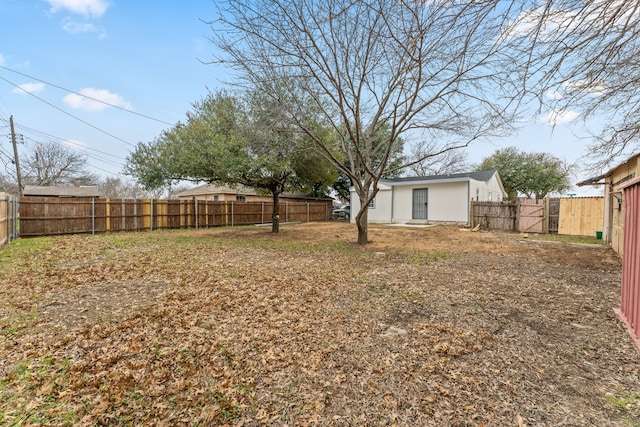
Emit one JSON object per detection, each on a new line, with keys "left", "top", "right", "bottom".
{"left": 349, "top": 170, "right": 506, "bottom": 225}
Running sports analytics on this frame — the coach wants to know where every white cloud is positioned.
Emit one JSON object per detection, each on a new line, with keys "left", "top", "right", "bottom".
{"left": 63, "top": 88, "right": 131, "bottom": 112}
{"left": 502, "top": 1, "right": 639, "bottom": 44}
{"left": 44, "top": 0, "right": 109, "bottom": 18}
{"left": 500, "top": 7, "right": 575, "bottom": 42}
{"left": 12, "top": 82, "right": 46, "bottom": 95}
{"left": 563, "top": 79, "right": 607, "bottom": 97}
{"left": 0, "top": 54, "right": 5, "bottom": 66}
{"left": 62, "top": 18, "right": 98, "bottom": 34}
{"left": 539, "top": 109, "right": 579, "bottom": 126}
{"left": 545, "top": 90, "right": 564, "bottom": 100}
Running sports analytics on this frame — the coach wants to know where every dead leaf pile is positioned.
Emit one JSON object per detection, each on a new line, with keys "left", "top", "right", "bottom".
{"left": 0, "top": 223, "right": 638, "bottom": 426}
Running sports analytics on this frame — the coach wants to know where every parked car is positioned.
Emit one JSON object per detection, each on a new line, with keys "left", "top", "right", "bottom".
{"left": 332, "top": 205, "right": 350, "bottom": 220}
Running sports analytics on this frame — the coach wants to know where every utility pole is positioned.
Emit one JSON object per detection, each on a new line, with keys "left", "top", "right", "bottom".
{"left": 9, "top": 116, "right": 23, "bottom": 195}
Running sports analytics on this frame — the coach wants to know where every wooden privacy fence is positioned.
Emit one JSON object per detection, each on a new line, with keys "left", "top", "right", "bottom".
{"left": 19, "top": 197, "right": 331, "bottom": 237}
{"left": 0, "top": 193, "right": 19, "bottom": 246}
{"left": 471, "top": 197, "right": 604, "bottom": 236}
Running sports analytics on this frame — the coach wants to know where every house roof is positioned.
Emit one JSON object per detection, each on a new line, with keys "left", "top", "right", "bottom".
{"left": 23, "top": 185, "right": 101, "bottom": 197}
{"left": 362, "top": 170, "right": 506, "bottom": 198}
{"left": 576, "top": 175, "right": 605, "bottom": 187}
{"left": 577, "top": 153, "right": 640, "bottom": 187}
{"left": 175, "top": 184, "right": 333, "bottom": 201}
{"left": 175, "top": 184, "right": 255, "bottom": 198}
{"left": 384, "top": 170, "right": 499, "bottom": 185}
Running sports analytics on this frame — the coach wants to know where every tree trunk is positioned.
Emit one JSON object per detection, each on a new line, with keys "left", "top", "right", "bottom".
{"left": 271, "top": 191, "right": 280, "bottom": 233}
{"left": 355, "top": 203, "right": 368, "bottom": 244}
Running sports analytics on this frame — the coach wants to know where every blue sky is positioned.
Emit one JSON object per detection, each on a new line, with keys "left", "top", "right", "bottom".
{"left": 0, "top": 0, "right": 224, "bottom": 178}
{"left": 0, "top": 0, "right": 603, "bottom": 195}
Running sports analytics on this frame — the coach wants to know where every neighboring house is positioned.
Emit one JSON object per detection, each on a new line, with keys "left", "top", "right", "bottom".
{"left": 22, "top": 185, "right": 101, "bottom": 198}
{"left": 578, "top": 153, "right": 640, "bottom": 254}
{"left": 350, "top": 170, "right": 506, "bottom": 225}
{"left": 175, "top": 184, "right": 333, "bottom": 205}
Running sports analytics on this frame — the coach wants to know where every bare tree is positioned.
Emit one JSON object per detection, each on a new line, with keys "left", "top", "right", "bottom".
{"left": 504, "top": 1, "right": 640, "bottom": 169}
{"left": 210, "top": 0, "right": 522, "bottom": 243}
{"left": 98, "top": 177, "right": 164, "bottom": 199}
{"left": 407, "top": 140, "right": 469, "bottom": 177}
{"left": 22, "top": 142, "right": 99, "bottom": 187}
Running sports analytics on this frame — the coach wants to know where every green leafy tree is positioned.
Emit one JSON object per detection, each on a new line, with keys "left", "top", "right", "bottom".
{"left": 477, "top": 147, "right": 573, "bottom": 200}
{"left": 124, "top": 90, "right": 335, "bottom": 233}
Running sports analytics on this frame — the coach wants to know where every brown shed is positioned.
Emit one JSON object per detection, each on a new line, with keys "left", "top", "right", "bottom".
{"left": 577, "top": 153, "right": 640, "bottom": 255}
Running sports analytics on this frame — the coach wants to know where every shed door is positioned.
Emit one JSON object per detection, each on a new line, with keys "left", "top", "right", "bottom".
{"left": 412, "top": 188, "right": 428, "bottom": 220}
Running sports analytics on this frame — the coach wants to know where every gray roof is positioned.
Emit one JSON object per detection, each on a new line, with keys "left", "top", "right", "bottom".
{"left": 175, "top": 184, "right": 255, "bottom": 197}
{"left": 385, "top": 170, "right": 498, "bottom": 184}
{"left": 23, "top": 185, "right": 101, "bottom": 198}
{"left": 176, "top": 184, "right": 333, "bottom": 201}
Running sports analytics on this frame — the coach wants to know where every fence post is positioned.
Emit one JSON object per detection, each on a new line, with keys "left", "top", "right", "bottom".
{"left": 543, "top": 198, "right": 550, "bottom": 234}
{"left": 134, "top": 200, "right": 138, "bottom": 231}
{"left": 14, "top": 196, "right": 18, "bottom": 239}
{"left": 231, "top": 201, "right": 234, "bottom": 227}
{"left": 307, "top": 202, "right": 309, "bottom": 223}
{"left": 91, "top": 197, "right": 95, "bottom": 235}
{"left": 286, "top": 202, "right": 289, "bottom": 223}
{"left": 470, "top": 199, "right": 475, "bottom": 229}
{"left": 6, "top": 194, "right": 10, "bottom": 244}
{"left": 515, "top": 199, "right": 521, "bottom": 232}
{"left": 195, "top": 198, "right": 199, "bottom": 229}
{"left": 261, "top": 201, "right": 264, "bottom": 224}
{"left": 105, "top": 198, "right": 110, "bottom": 232}
{"left": 150, "top": 199, "right": 154, "bottom": 232}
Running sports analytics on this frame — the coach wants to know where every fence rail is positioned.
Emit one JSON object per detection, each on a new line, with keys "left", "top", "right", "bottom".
{"left": 19, "top": 197, "right": 331, "bottom": 237}
{"left": 471, "top": 197, "right": 603, "bottom": 236}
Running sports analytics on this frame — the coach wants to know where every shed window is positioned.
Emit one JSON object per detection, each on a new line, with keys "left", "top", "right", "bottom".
{"left": 236, "top": 195, "right": 246, "bottom": 201}
{"left": 368, "top": 192, "right": 375, "bottom": 209}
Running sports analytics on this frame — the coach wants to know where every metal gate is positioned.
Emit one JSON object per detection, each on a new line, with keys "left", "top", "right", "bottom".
{"left": 412, "top": 188, "right": 428, "bottom": 220}
{"left": 615, "top": 177, "right": 640, "bottom": 351}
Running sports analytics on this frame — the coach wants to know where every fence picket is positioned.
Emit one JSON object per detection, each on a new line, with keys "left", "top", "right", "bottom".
{"left": 18, "top": 197, "right": 331, "bottom": 237}
{"left": 471, "top": 197, "right": 603, "bottom": 236}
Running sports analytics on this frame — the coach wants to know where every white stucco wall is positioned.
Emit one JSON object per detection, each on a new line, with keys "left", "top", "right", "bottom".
{"left": 349, "top": 173, "right": 505, "bottom": 224}
{"left": 350, "top": 185, "right": 393, "bottom": 223}
{"left": 469, "top": 176, "right": 504, "bottom": 202}
{"left": 392, "top": 181, "right": 469, "bottom": 223}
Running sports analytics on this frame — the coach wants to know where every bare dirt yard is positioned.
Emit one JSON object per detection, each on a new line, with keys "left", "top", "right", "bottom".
{"left": 1, "top": 222, "right": 639, "bottom": 426}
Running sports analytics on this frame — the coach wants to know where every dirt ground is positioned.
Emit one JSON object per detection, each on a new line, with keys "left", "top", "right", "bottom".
{"left": 1, "top": 222, "right": 638, "bottom": 426}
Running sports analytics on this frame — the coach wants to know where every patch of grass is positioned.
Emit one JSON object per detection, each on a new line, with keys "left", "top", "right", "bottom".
{"left": 523, "top": 233, "right": 605, "bottom": 245}
{"left": 0, "top": 237, "right": 53, "bottom": 266}
{"left": 0, "top": 357, "right": 76, "bottom": 425}
{"left": 606, "top": 393, "right": 640, "bottom": 412}
{"left": 404, "top": 249, "right": 453, "bottom": 264}
{"left": 577, "top": 343, "right": 595, "bottom": 351}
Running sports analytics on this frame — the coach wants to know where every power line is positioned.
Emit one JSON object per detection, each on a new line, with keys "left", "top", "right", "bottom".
{"left": 0, "top": 65, "right": 174, "bottom": 126}
{"left": 0, "top": 74, "right": 137, "bottom": 147}
{"left": 16, "top": 124, "right": 127, "bottom": 163}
